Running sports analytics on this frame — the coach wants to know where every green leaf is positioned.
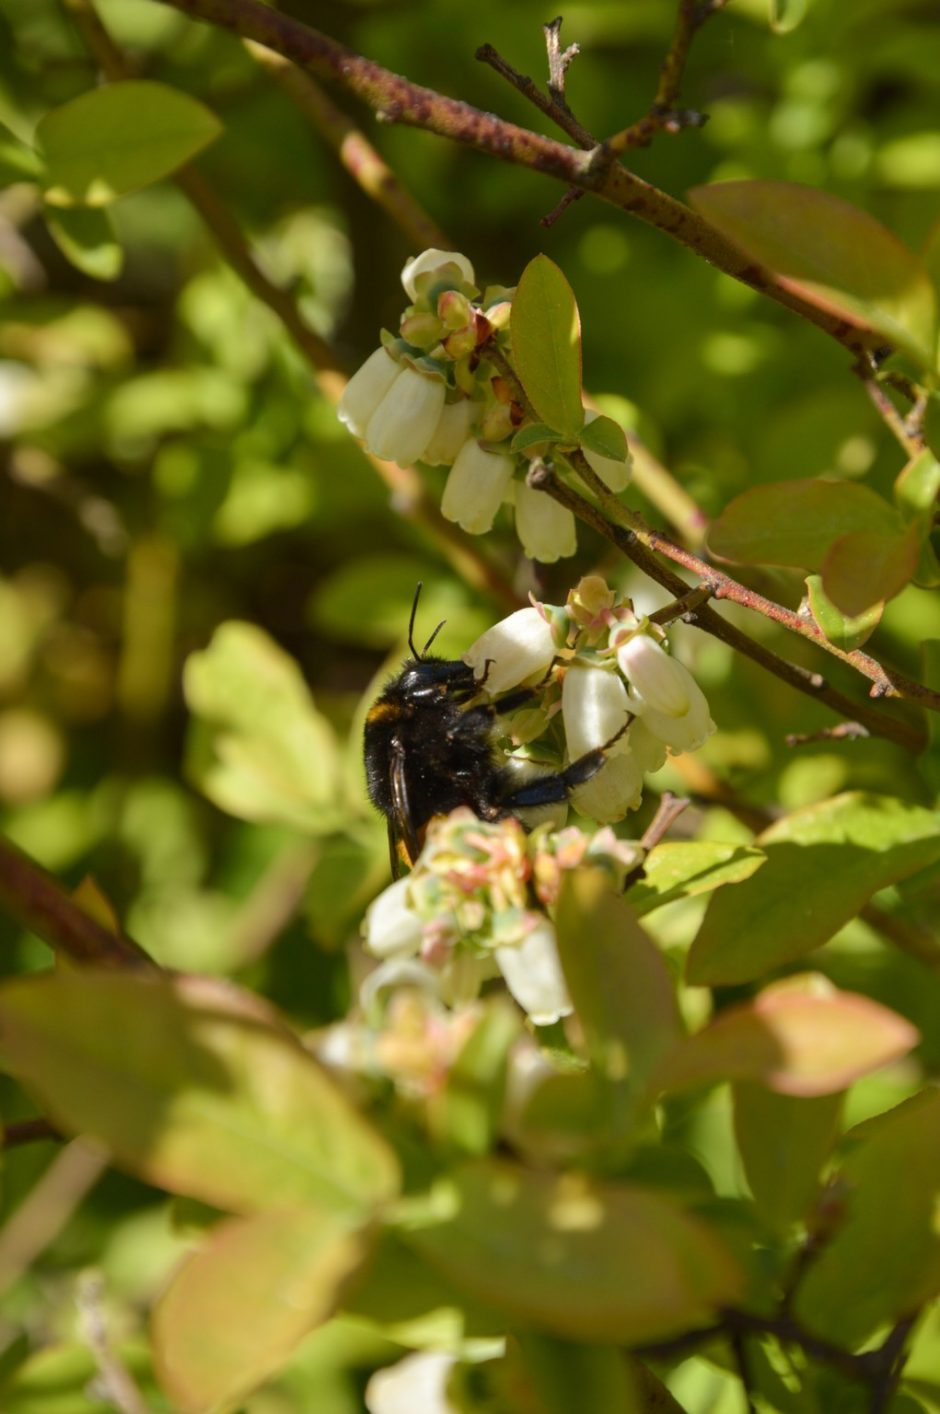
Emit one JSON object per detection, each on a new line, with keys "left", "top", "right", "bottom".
{"left": 628, "top": 841, "right": 766, "bottom": 916}
{"left": 895, "top": 448, "right": 940, "bottom": 521}
{"left": 805, "top": 573, "right": 882, "bottom": 651}
{"left": 0, "top": 121, "right": 42, "bottom": 186}
{"left": 795, "top": 1090, "right": 940, "bottom": 1345}
{"left": 510, "top": 422, "right": 567, "bottom": 455}
{"left": 43, "top": 204, "right": 123, "bottom": 281}
{"left": 0, "top": 970, "right": 400, "bottom": 1215}
{"left": 820, "top": 522, "right": 920, "bottom": 616}
{"left": 709, "top": 478, "right": 900, "bottom": 569}
{"left": 402, "top": 1159, "right": 743, "bottom": 1343}
{"left": 654, "top": 975, "right": 918, "bottom": 1098}
{"left": 38, "top": 80, "right": 221, "bottom": 207}
{"left": 579, "top": 414, "right": 628, "bottom": 463}
{"left": 690, "top": 180, "right": 937, "bottom": 367}
{"left": 183, "top": 621, "right": 345, "bottom": 832}
{"left": 515, "top": 1334, "right": 640, "bottom": 1414}
{"left": 152, "top": 1205, "right": 370, "bottom": 1414}
{"left": 511, "top": 255, "right": 584, "bottom": 440}
{"left": 687, "top": 792, "right": 940, "bottom": 984}
{"left": 555, "top": 870, "right": 681, "bottom": 1102}
{"left": 429, "top": 1000, "right": 520, "bottom": 1157}
{"left": 768, "top": 0, "right": 811, "bottom": 33}
{"left": 733, "top": 1084, "right": 842, "bottom": 1232}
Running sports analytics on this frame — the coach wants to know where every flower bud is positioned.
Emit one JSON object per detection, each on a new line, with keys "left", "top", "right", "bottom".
{"left": 337, "top": 347, "right": 400, "bottom": 438}
{"left": 514, "top": 481, "right": 577, "bottom": 562}
{"left": 495, "top": 918, "right": 572, "bottom": 1025}
{"left": 463, "top": 606, "right": 556, "bottom": 694}
{"left": 616, "top": 633, "right": 691, "bottom": 716}
{"left": 422, "top": 398, "right": 475, "bottom": 466}
{"left": 364, "top": 365, "right": 446, "bottom": 466}
{"left": 401, "top": 249, "right": 475, "bottom": 301}
{"left": 582, "top": 410, "right": 632, "bottom": 492}
{"left": 363, "top": 876, "right": 423, "bottom": 959}
{"left": 441, "top": 439, "right": 514, "bottom": 533}
{"left": 562, "top": 664, "right": 629, "bottom": 757}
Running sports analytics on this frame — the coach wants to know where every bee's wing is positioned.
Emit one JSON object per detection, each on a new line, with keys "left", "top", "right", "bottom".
{"left": 388, "top": 734, "right": 419, "bottom": 878}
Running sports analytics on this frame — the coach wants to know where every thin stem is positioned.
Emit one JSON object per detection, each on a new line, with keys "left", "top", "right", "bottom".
{"left": 476, "top": 42, "right": 594, "bottom": 148}
{"left": 785, "top": 722, "right": 870, "bottom": 746}
{"left": 149, "top": 0, "right": 882, "bottom": 362}
{"left": 0, "top": 837, "right": 154, "bottom": 969}
{"left": 856, "top": 355, "right": 925, "bottom": 457}
{"left": 529, "top": 465, "right": 924, "bottom": 750}
{"left": 2, "top": 1117, "right": 62, "bottom": 1148}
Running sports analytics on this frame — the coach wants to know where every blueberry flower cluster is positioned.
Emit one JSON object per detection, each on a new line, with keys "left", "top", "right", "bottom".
{"left": 464, "top": 575, "right": 716, "bottom": 824}
{"left": 361, "top": 808, "right": 641, "bottom": 1025}
{"left": 337, "top": 249, "right": 631, "bottom": 562}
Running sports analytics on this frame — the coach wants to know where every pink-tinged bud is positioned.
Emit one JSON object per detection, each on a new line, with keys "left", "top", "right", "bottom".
{"left": 562, "top": 664, "right": 629, "bottom": 757}
{"left": 437, "top": 289, "right": 472, "bottom": 329}
{"left": 337, "top": 347, "right": 400, "bottom": 438}
{"left": 422, "top": 398, "right": 475, "bottom": 466}
{"left": 364, "top": 365, "right": 446, "bottom": 467}
{"left": 582, "top": 410, "right": 632, "bottom": 492}
{"left": 401, "top": 249, "right": 475, "bottom": 301}
{"left": 441, "top": 439, "right": 514, "bottom": 533}
{"left": 514, "top": 482, "right": 577, "bottom": 563}
{"left": 463, "top": 606, "right": 556, "bottom": 694}
{"left": 495, "top": 918, "right": 572, "bottom": 1024}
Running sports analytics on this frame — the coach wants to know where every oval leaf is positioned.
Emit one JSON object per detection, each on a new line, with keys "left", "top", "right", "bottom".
{"left": 733, "top": 1084, "right": 843, "bottom": 1232}
{"left": 153, "top": 1205, "right": 369, "bottom": 1414}
{"left": 403, "top": 1160, "right": 743, "bottom": 1343}
{"left": 821, "top": 523, "right": 920, "bottom": 616}
{"left": 627, "top": 841, "right": 766, "bottom": 917}
{"left": 686, "top": 792, "right": 940, "bottom": 984}
{"left": 579, "top": 414, "right": 628, "bottom": 464}
{"left": 895, "top": 448, "right": 940, "bottom": 521}
{"left": 653, "top": 976, "right": 918, "bottom": 1098}
{"left": 690, "top": 180, "right": 937, "bottom": 367}
{"left": 38, "top": 80, "right": 222, "bottom": 207}
{"left": 511, "top": 255, "right": 583, "bottom": 440}
{"left": 0, "top": 970, "right": 400, "bottom": 1216}
{"left": 709, "top": 478, "right": 898, "bottom": 569}
{"left": 44, "top": 205, "right": 123, "bottom": 281}
{"left": 0, "top": 121, "right": 43, "bottom": 185}
{"left": 805, "top": 573, "right": 882, "bottom": 651}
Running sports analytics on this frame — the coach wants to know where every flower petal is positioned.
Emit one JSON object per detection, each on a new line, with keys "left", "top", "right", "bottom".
{"left": 441, "top": 439, "right": 514, "bottom": 533}
{"left": 401, "top": 249, "right": 475, "bottom": 301}
{"left": 365, "top": 366, "right": 446, "bottom": 467}
{"left": 362, "top": 876, "right": 423, "bottom": 959}
{"left": 514, "top": 481, "right": 577, "bottom": 562}
{"left": 572, "top": 749, "right": 644, "bottom": 823}
{"left": 562, "top": 664, "right": 629, "bottom": 757}
{"left": 422, "top": 397, "right": 475, "bottom": 466}
{"left": 463, "top": 606, "right": 556, "bottom": 694}
{"left": 617, "top": 634, "right": 691, "bottom": 716}
{"left": 337, "top": 347, "right": 400, "bottom": 438}
{"left": 366, "top": 1351, "right": 460, "bottom": 1414}
{"left": 496, "top": 919, "right": 572, "bottom": 1025}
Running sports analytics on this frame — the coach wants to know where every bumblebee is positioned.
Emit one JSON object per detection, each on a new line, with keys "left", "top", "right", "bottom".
{"left": 364, "top": 587, "right": 618, "bottom": 876}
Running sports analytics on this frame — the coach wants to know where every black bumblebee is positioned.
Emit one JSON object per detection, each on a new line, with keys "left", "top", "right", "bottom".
{"left": 364, "top": 586, "right": 620, "bottom": 876}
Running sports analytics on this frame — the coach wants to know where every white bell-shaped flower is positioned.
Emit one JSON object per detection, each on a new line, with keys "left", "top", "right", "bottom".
{"left": 364, "top": 365, "right": 447, "bottom": 467}
{"left": 562, "top": 664, "right": 629, "bottom": 757}
{"left": 337, "top": 347, "right": 401, "bottom": 439}
{"left": 495, "top": 919, "right": 572, "bottom": 1025}
{"left": 514, "top": 481, "right": 577, "bottom": 562}
{"left": 616, "top": 634, "right": 714, "bottom": 754}
{"left": 582, "top": 410, "right": 632, "bottom": 493}
{"left": 362, "top": 876, "right": 423, "bottom": 959}
{"left": 401, "top": 249, "right": 475, "bottom": 301}
{"left": 366, "top": 1351, "right": 460, "bottom": 1414}
{"left": 463, "top": 606, "right": 556, "bottom": 694}
{"left": 422, "top": 397, "right": 475, "bottom": 466}
{"left": 627, "top": 715, "right": 669, "bottom": 774}
{"left": 441, "top": 439, "right": 514, "bottom": 533}
{"left": 571, "top": 747, "right": 645, "bottom": 823}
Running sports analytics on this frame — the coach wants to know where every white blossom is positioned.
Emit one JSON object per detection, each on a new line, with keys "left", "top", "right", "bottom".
{"left": 571, "top": 747, "right": 645, "bottom": 823}
{"left": 463, "top": 606, "right": 556, "bottom": 694}
{"left": 627, "top": 716, "right": 669, "bottom": 774}
{"left": 366, "top": 1351, "right": 460, "bottom": 1414}
{"left": 514, "top": 481, "right": 577, "bottom": 562}
{"left": 616, "top": 634, "right": 715, "bottom": 753}
{"left": 495, "top": 918, "right": 572, "bottom": 1026}
{"left": 441, "top": 439, "right": 514, "bottom": 533}
{"left": 422, "top": 397, "right": 475, "bottom": 466}
{"left": 364, "top": 365, "right": 447, "bottom": 466}
{"left": 362, "top": 876, "right": 423, "bottom": 959}
{"left": 337, "top": 347, "right": 400, "bottom": 439}
{"left": 401, "top": 249, "right": 475, "bottom": 301}
{"left": 582, "top": 410, "right": 632, "bottom": 493}
{"left": 562, "top": 664, "right": 629, "bottom": 757}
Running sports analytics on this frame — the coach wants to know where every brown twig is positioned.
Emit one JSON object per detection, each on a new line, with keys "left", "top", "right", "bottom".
{"left": 0, "top": 837, "right": 154, "bottom": 970}
{"left": 527, "top": 464, "right": 924, "bottom": 751}
{"left": 147, "top": 0, "right": 883, "bottom": 363}
{"left": 2, "top": 1116, "right": 62, "bottom": 1148}
{"left": 785, "top": 722, "right": 871, "bottom": 746}
{"left": 476, "top": 40, "right": 594, "bottom": 149}
{"left": 855, "top": 354, "right": 925, "bottom": 458}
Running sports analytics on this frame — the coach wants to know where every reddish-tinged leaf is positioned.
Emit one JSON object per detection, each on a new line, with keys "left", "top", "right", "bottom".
{"left": 709, "top": 478, "right": 898, "bottom": 569}
{"left": 690, "top": 180, "right": 937, "bottom": 367}
{"left": 0, "top": 970, "right": 400, "bottom": 1215}
{"left": 652, "top": 976, "right": 918, "bottom": 1098}
{"left": 805, "top": 573, "right": 882, "bottom": 651}
{"left": 795, "top": 1090, "right": 940, "bottom": 1345}
{"left": 686, "top": 792, "right": 940, "bottom": 984}
{"left": 820, "top": 523, "right": 920, "bottom": 616}
{"left": 403, "top": 1160, "right": 743, "bottom": 1343}
{"left": 153, "top": 1205, "right": 369, "bottom": 1414}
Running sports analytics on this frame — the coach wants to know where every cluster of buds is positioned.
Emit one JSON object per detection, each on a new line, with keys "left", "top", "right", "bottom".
{"left": 466, "top": 575, "right": 716, "bottom": 824}
{"left": 337, "top": 249, "right": 630, "bottom": 562}
{"left": 362, "top": 809, "right": 642, "bottom": 1026}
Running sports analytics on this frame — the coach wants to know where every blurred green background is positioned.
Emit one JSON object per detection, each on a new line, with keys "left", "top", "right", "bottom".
{"left": 1, "top": 0, "right": 938, "bottom": 1407}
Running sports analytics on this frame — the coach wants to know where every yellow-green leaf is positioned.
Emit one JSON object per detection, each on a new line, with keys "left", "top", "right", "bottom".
{"left": 510, "top": 255, "right": 584, "bottom": 440}
{"left": 44, "top": 205, "right": 123, "bottom": 282}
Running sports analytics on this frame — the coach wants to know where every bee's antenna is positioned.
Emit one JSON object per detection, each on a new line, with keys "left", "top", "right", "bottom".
{"left": 422, "top": 619, "right": 447, "bottom": 656}
{"left": 408, "top": 582, "right": 423, "bottom": 658}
